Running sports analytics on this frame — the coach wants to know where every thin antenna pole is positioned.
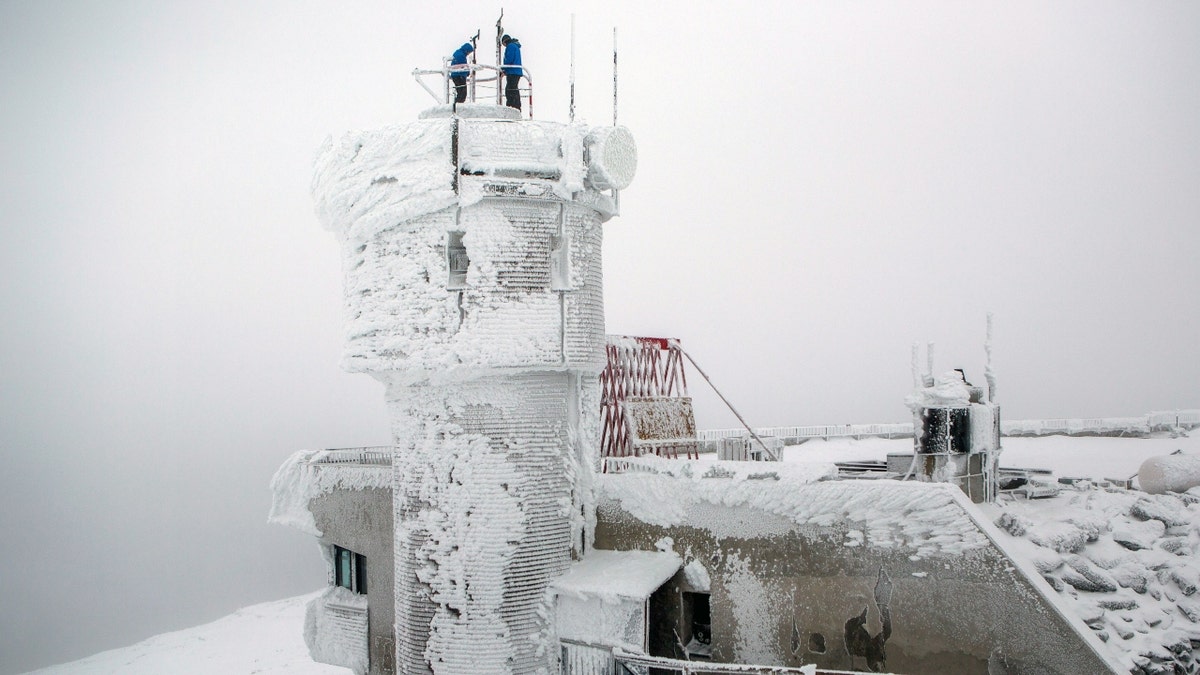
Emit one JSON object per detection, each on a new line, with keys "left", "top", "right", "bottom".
{"left": 925, "top": 341, "right": 935, "bottom": 385}
{"left": 612, "top": 27, "right": 618, "bottom": 126}
{"left": 911, "top": 343, "right": 921, "bottom": 389}
{"left": 495, "top": 9, "right": 504, "bottom": 106}
{"left": 569, "top": 14, "right": 576, "bottom": 123}
{"left": 468, "top": 29, "right": 480, "bottom": 103}
{"left": 985, "top": 313, "right": 997, "bottom": 403}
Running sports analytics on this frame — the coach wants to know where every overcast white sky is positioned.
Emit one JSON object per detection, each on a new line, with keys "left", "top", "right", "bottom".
{"left": 1, "top": 1, "right": 1197, "bottom": 672}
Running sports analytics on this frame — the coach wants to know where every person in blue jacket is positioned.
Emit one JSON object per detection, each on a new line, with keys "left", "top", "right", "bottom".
{"left": 450, "top": 42, "right": 474, "bottom": 103}
{"left": 501, "top": 35, "right": 522, "bottom": 110}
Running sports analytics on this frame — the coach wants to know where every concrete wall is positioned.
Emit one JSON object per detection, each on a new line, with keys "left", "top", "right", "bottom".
{"left": 310, "top": 487, "right": 395, "bottom": 675}
{"left": 595, "top": 479, "right": 1119, "bottom": 674}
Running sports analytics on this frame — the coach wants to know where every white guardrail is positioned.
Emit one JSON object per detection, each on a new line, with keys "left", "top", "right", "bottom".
{"left": 306, "top": 411, "right": 1197, "bottom": 465}
{"left": 698, "top": 410, "right": 1199, "bottom": 445}
{"left": 310, "top": 446, "right": 393, "bottom": 465}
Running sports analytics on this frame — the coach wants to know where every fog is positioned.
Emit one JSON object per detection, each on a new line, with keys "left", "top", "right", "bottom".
{"left": 1, "top": 1, "right": 1196, "bottom": 673}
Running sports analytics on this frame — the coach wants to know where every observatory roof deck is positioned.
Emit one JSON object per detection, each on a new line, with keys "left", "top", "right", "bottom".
{"left": 307, "top": 446, "right": 393, "bottom": 466}
{"left": 413, "top": 61, "right": 534, "bottom": 117}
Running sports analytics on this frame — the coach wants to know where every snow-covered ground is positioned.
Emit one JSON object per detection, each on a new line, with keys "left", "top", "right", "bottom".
{"left": 26, "top": 431, "right": 1200, "bottom": 675}
{"left": 21, "top": 593, "right": 343, "bottom": 675}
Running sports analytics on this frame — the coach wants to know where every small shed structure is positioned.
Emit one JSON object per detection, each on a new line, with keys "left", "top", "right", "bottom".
{"left": 552, "top": 549, "right": 682, "bottom": 672}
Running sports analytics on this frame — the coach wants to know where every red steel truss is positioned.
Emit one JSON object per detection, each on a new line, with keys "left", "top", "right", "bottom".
{"left": 600, "top": 336, "right": 695, "bottom": 460}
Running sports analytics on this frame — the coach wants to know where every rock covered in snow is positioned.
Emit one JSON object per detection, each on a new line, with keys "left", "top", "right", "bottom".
{"left": 1115, "top": 519, "right": 1169, "bottom": 551}
{"left": 1132, "top": 495, "right": 1191, "bottom": 528}
{"left": 991, "top": 482, "right": 1200, "bottom": 673}
{"left": 1030, "top": 521, "right": 1092, "bottom": 554}
{"left": 1062, "top": 555, "right": 1119, "bottom": 592}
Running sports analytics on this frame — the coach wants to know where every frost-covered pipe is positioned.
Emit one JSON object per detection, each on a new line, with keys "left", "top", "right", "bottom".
{"left": 925, "top": 342, "right": 935, "bottom": 386}
{"left": 901, "top": 427, "right": 921, "bottom": 482}
{"left": 985, "top": 312, "right": 997, "bottom": 404}
{"left": 495, "top": 10, "right": 504, "bottom": 106}
{"left": 911, "top": 342, "right": 921, "bottom": 390}
{"left": 569, "top": 14, "right": 576, "bottom": 123}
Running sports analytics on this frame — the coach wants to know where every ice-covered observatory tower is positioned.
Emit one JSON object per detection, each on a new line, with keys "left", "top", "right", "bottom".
{"left": 312, "top": 102, "right": 636, "bottom": 674}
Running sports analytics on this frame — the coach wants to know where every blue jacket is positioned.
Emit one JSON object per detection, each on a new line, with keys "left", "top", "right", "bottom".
{"left": 502, "top": 40, "right": 522, "bottom": 76}
{"left": 450, "top": 43, "right": 473, "bottom": 77}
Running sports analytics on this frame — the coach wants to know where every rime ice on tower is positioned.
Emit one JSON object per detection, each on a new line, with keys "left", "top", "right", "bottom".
{"left": 312, "top": 103, "right": 636, "bottom": 674}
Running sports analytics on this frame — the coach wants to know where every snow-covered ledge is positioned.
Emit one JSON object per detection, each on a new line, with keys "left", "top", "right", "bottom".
{"left": 552, "top": 549, "right": 682, "bottom": 652}
{"left": 268, "top": 449, "right": 392, "bottom": 537}
{"left": 304, "top": 586, "right": 369, "bottom": 675}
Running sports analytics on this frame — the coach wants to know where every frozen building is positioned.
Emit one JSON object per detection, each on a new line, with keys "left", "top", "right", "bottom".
{"left": 271, "top": 59, "right": 1122, "bottom": 675}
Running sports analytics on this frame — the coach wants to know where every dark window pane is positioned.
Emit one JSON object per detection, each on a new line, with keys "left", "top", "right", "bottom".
{"left": 355, "top": 553, "right": 367, "bottom": 594}
{"left": 336, "top": 547, "right": 353, "bottom": 590}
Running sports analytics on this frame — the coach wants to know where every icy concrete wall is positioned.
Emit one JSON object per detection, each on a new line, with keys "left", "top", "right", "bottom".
{"left": 595, "top": 470, "right": 1121, "bottom": 674}
{"left": 308, "top": 487, "right": 396, "bottom": 675}
{"left": 269, "top": 450, "right": 391, "bottom": 537}
{"left": 306, "top": 587, "right": 370, "bottom": 674}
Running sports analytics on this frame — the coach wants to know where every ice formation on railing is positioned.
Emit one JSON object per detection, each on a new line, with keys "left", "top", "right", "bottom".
{"left": 268, "top": 450, "right": 391, "bottom": 537}
{"left": 698, "top": 409, "right": 1199, "bottom": 443}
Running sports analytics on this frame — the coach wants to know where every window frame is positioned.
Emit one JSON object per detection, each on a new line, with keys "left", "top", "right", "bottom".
{"left": 446, "top": 231, "right": 469, "bottom": 290}
{"left": 334, "top": 545, "right": 367, "bottom": 595}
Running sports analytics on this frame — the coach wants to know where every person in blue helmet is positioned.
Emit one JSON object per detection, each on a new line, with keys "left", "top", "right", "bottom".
{"left": 501, "top": 34, "right": 522, "bottom": 110}
{"left": 450, "top": 41, "right": 474, "bottom": 103}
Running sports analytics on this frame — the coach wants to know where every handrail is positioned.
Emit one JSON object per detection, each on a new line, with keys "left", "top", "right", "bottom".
{"left": 411, "top": 62, "right": 534, "bottom": 117}
{"left": 305, "top": 410, "right": 1197, "bottom": 468}
{"left": 696, "top": 410, "right": 1199, "bottom": 444}
{"left": 310, "top": 446, "right": 394, "bottom": 466}
{"left": 613, "top": 648, "right": 856, "bottom": 674}
{"left": 697, "top": 424, "right": 912, "bottom": 443}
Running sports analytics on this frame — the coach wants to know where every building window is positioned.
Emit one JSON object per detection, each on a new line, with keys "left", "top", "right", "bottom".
{"left": 550, "top": 234, "right": 570, "bottom": 290}
{"left": 447, "top": 231, "right": 468, "bottom": 289}
{"left": 334, "top": 545, "right": 367, "bottom": 595}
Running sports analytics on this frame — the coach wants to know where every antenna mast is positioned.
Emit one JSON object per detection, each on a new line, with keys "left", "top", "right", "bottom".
{"left": 985, "top": 313, "right": 997, "bottom": 402}
{"left": 569, "top": 15, "right": 576, "bottom": 123}
{"left": 469, "top": 29, "right": 480, "bottom": 102}
{"left": 612, "top": 27, "right": 618, "bottom": 126}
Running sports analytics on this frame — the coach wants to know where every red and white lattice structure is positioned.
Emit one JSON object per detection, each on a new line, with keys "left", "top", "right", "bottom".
{"left": 600, "top": 336, "right": 700, "bottom": 462}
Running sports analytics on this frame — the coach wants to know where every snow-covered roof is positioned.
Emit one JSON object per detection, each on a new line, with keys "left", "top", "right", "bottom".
{"left": 551, "top": 549, "right": 682, "bottom": 602}
{"left": 268, "top": 450, "right": 391, "bottom": 537}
